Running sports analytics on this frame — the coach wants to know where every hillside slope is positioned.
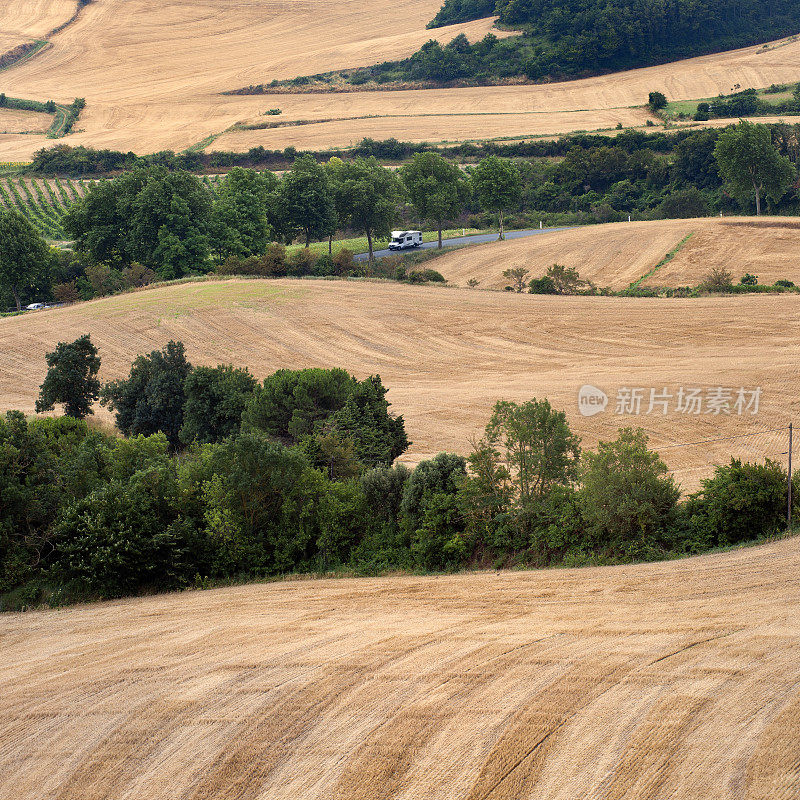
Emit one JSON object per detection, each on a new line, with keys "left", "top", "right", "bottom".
{"left": 2, "top": 536, "right": 799, "bottom": 799}
{"left": 434, "top": 217, "right": 800, "bottom": 290}
{"left": 1, "top": 279, "right": 796, "bottom": 489}
{"left": 4, "top": 1, "right": 800, "bottom": 155}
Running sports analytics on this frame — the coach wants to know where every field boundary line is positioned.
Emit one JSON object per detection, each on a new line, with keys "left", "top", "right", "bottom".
{"left": 627, "top": 231, "right": 695, "bottom": 290}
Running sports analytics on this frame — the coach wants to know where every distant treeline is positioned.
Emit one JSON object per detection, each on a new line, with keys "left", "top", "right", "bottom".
{"left": 28, "top": 129, "right": 717, "bottom": 176}
{"left": 690, "top": 87, "right": 800, "bottom": 121}
{"left": 417, "top": 0, "right": 800, "bottom": 83}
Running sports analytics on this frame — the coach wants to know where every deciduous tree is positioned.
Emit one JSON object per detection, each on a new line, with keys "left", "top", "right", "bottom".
{"left": 336, "top": 157, "right": 404, "bottom": 263}
{"left": 401, "top": 152, "right": 468, "bottom": 247}
{"left": 36, "top": 334, "right": 101, "bottom": 419}
{"left": 281, "top": 154, "right": 337, "bottom": 247}
{"left": 471, "top": 156, "right": 521, "bottom": 240}
{"left": 0, "top": 209, "right": 51, "bottom": 311}
{"left": 714, "top": 120, "right": 794, "bottom": 215}
{"left": 101, "top": 340, "right": 192, "bottom": 449}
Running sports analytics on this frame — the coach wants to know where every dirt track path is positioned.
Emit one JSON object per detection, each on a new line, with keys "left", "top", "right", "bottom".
{"left": 2, "top": 536, "right": 799, "bottom": 799}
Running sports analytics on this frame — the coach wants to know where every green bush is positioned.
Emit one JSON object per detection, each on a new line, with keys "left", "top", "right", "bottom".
{"left": 686, "top": 458, "right": 790, "bottom": 548}
{"left": 199, "top": 433, "right": 314, "bottom": 574}
{"left": 579, "top": 428, "right": 680, "bottom": 559}
{"left": 528, "top": 275, "right": 557, "bottom": 294}
{"left": 401, "top": 453, "right": 467, "bottom": 568}
{"left": 49, "top": 462, "right": 201, "bottom": 598}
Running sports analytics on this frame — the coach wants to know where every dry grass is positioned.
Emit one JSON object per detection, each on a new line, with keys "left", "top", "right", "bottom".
{"left": 1, "top": 277, "right": 797, "bottom": 491}
{"left": 434, "top": 217, "right": 800, "bottom": 291}
{"left": 0, "top": 0, "right": 75, "bottom": 40}
{"left": 3, "top": 2, "right": 800, "bottom": 155}
{"left": 1, "top": 535, "right": 799, "bottom": 798}
{"left": 0, "top": 107, "right": 52, "bottom": 133}
{"left": 211, "top": 108, "right": 654, "bottom": 152}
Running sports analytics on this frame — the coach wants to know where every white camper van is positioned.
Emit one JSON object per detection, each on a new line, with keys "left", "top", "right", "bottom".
{"left": 388, "top": 230, "right": 422, "bottom": 251}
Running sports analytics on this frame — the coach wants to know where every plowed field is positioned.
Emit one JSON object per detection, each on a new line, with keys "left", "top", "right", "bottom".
{"left": 434, "top": 217, "right": 800, "bottom": 291}
{"left": 2, "top": 534, "right": 799, "bottom": 799}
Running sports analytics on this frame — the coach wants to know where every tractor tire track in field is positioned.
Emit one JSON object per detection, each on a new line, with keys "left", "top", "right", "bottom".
{"left": 2, "top": 537, "right": 800, "bottom": 798}
{"left": 745, "top": 689, "right": 800, "bottom": 799}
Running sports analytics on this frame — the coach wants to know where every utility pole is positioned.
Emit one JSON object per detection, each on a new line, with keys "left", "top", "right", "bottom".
{"left": 789, "top": 422, "right": 793, "bottom": 530}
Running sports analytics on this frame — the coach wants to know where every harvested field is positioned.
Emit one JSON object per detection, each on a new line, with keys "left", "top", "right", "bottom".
{"left": 2, "top": 534, "right": 800, "bottom": 799}
{"left": 0, "top": 0, "right": 75, "bottom": 40}
{"left": 211, "top": 108, "right": 654, "bottom": 152}
{"left": 0, "top": 107, "right": 52, "bottom": 133}
{"left": 1, "top": 278, "right": 797, "bottom": 490}
{"left": 4, "top": 1, "right": 800, "bottom": 155}
{"left": 434, "top": 217, "right": 800, "bottom": 291}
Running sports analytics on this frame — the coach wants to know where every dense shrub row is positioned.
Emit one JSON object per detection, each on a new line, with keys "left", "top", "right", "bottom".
{"left": 2, "top": 367, "right": 793, "bottom": 610}
{"left": 26, "top": 129, "right": 722, "bottom": 177}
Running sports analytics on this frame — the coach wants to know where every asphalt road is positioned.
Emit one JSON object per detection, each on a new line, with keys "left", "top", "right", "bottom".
{"left": 355, "top": 226, "right": 574, "bottom": 261}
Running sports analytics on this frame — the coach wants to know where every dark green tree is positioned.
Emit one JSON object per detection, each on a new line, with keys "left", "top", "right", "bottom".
{"left": 400, "top": 452, "right": 467, "bottom": 569}
{"left": 336, "top": 157, "right": 404, "bottom": 263}
{"left": 242, "top": 368, "right": 409, "bottom": 467}
{"left": 200, "top": 432, "right": 314, "bottom": 573}
{"left": 401, "top": 151, "right": 469, "bottom": 247}
{"left": 0, "top": 209, "right": 51, "bottom": 311}
{"left": 180, "top": 364, "right": 257, "bottom": 445}
{"left": 280, "top": 154, "right": 337, "bottom": 247}
{"left": 714, "top": 120, "right": 795, "bottom": 215}
{"left": 648, "top": 91, "right": 668, "bottom": 111}
{"left": 242, "top": 367, "right": 355, "bottom": 445}
{"left": 208, "top": 167, "right": 278, "bottom": 263}
{"left": 579, "top": 427, "right": 680, "bottom": 556}
{"left": 101, "top": 340, "right": 192, "bottom": 449}
{"left": 36, "top": 334, "right": 101, "bottom": 419}
{"left": 471, "top": 156, "right": 522, "bottom": 240}
{"left": 686, "top": 458, "right": 790, "bottom": 547}
{"left": 0, "top": 412, "right": 61, "bottom": 592}
{"left": 485, "top": 399, "right": 581, "bottom": 505}
{"left": 128, "top": 169, "right": 212, "bottom": 278}
{"left": 324, "top": 157, "right": 349, "bottom": 254}
{"left": 63, "top": 169, "right": 150, "bottom": 265}
{"left": 328, "top": 375, "right": 410, "bottom": 466}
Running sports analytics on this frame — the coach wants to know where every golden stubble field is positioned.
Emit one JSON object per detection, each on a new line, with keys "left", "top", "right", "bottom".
{"left": 1, "top": 534, "right": 799, "bottom": 799}
{"left": 4, "top": 0, "right": 800, "bottom": 156}
{"left": 1, "top": 277, "right": 797, "bottom": 491}
{"left": 435, "top": 217, "right": 800, "bottom": 291}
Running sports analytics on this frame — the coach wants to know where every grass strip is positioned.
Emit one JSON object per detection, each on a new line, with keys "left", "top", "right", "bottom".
{"left": 625, "top": 232, "right": 694, "bottom": 291}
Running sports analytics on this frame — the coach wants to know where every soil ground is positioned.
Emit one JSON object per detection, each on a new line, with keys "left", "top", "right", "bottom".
{"left": 2, "top": 535, "right": 799, "bottom": 799}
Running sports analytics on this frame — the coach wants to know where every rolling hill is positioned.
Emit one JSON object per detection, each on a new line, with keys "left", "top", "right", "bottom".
{"left": 3, "top": 1, "right": 800, "bottom": 156}
{"left": 1, "top": 534, "right": 799, "bottom": 798}
{"left": 434, "top": 217, "right": 800, "bottom": 291}
{"left": 1, "top": 277, "right": 797, "bottom": 490}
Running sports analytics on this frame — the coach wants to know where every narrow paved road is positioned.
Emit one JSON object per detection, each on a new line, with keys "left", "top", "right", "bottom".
{"left": 354, "top": 226, "right": 574, "bottom": 261}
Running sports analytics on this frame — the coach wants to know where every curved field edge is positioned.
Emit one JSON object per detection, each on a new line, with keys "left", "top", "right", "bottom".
{"left": 1, "top": 276, "right": 797, "bottom": 490}
{"left": 1, "top": 535, "right": 799, "bottom": 799}
{"left": 4, "top": 3, "right": 800, "bottom": 157}
{"left": 432, "top": 217, "right": 800, "bottom": 290}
